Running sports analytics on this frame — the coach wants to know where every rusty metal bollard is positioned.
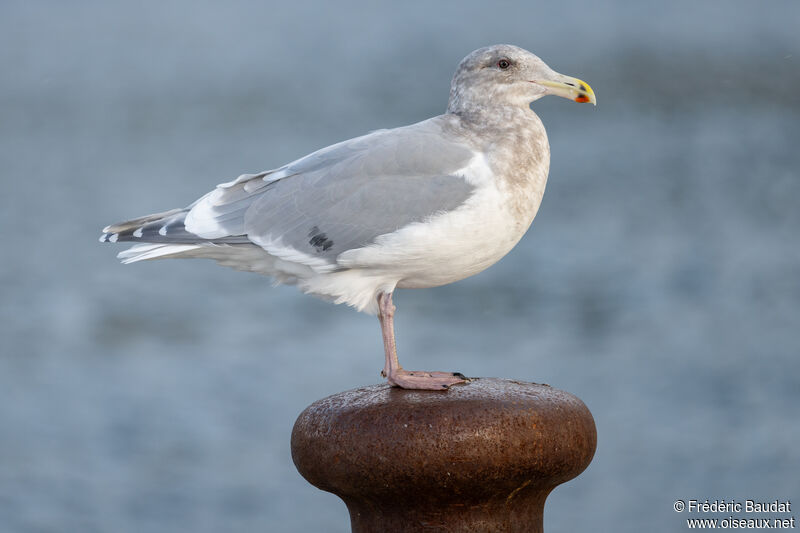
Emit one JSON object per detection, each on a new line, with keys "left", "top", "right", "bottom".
{"left": 291, "top": 378, "right": 596, "bottom": 532}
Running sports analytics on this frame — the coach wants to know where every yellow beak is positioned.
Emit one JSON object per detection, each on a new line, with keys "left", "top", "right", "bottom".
{"left": 533, "top": 76, "right": 596, "bottom": 105}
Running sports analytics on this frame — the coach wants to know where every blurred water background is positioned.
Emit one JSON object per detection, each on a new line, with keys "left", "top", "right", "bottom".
{"left": 1, "top": 1, "right": 798, "bottom": 531}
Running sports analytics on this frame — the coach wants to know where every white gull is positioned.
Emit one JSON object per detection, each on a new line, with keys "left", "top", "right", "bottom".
{"left": 101, "top": 44, "right": 596, "bottom": 390}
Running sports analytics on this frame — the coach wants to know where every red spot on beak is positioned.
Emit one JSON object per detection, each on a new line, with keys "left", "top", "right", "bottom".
{"left": 575, "top": 95, "right": 591, "bottom": 103}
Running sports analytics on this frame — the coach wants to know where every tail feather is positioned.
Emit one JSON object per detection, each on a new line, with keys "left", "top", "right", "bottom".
{"left": 102, "top": 208, "right": 186, "bottom": 233}
{"left": 117, "top": 243, "right": 203, "bottom": 263}
{"left": 100, "top": 208, "right": 248, "bottom": 245}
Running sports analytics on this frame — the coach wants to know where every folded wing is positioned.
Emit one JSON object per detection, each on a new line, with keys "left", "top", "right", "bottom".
{"left": 102, "top": 116, "right": 477, "bottom": 273}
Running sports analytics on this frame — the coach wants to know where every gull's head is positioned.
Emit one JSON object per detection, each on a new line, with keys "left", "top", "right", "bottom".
{"left": 447, "top": 44, "right": 596, "bottom": 114}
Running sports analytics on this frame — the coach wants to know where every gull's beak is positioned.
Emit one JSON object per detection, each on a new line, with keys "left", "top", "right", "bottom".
{"left": 532, "top": 75, "right": 596, "bottom": 105}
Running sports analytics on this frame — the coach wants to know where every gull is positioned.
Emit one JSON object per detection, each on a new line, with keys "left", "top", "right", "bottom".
{"left": 100, "top": 44, "right": 596, "bottom": 390}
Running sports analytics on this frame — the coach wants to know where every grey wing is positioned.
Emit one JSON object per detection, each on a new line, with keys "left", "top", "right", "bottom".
{"left": 245, "top": 120, "right": 475, "bottom": 268}
{"left": 245, "top": 170, "right": 472, "bottom": 265}
{"left": 109, "top": 116, "right": 476, "bottom": 271}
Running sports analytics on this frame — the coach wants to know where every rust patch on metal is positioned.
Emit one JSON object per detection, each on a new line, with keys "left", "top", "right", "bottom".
{"left": 506, "top": 478, "right": 533, "bottom": 505}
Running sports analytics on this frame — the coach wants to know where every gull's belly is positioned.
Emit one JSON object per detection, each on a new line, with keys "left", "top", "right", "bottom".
{"left": 340, "top": 183, "right": 541, "bottom": 289}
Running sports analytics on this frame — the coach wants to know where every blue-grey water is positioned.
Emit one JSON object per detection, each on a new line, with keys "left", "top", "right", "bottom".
{"left": 1, "top": 1, "right": 798, "bottom": 531}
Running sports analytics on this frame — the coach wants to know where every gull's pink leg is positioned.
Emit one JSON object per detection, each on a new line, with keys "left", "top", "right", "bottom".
{"left": 377, "top": 291, "right": 467, "bottom": 390}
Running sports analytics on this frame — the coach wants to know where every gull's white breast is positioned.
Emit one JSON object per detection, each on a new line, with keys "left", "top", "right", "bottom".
{"left": 337, "top": 152, "right": 547, "bottom": 289}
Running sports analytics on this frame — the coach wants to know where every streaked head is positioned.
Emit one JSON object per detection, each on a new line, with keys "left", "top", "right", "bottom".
{"left": 447, "top": 44, "right": 595, "bottom": 114}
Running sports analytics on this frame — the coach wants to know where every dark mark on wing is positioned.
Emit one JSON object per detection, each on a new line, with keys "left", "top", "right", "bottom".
{"left": 308, "top": 225, "right": 334, "bottom": 252}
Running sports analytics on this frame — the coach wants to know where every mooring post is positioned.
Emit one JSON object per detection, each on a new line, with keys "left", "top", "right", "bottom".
{"left": 291, "top": 378, "right": 596, "bottom": 533}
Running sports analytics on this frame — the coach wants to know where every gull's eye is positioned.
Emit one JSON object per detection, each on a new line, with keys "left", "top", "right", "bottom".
{"left": 497, "top": 59, "right": 511, "bottom": 70}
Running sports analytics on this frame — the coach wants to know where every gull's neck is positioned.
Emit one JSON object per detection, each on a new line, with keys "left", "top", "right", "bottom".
{"left": 445, "top": 103, "right": 546, "bottom": 153}
{"left": 449, "top": 102, "right": 541, "bottom": 131}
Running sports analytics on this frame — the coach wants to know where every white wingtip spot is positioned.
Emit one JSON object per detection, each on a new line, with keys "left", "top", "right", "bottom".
{"left": 109, "top": 233, "right": 119, "bottom": 243}
{"left": 133, "top": 228, "right": 144, "bottom": 238}
{"left": 158, "top": 226, "right": 167, "bottom": 236}
{"left": 99, "top": 234, "right": 108, "bottom": 243}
